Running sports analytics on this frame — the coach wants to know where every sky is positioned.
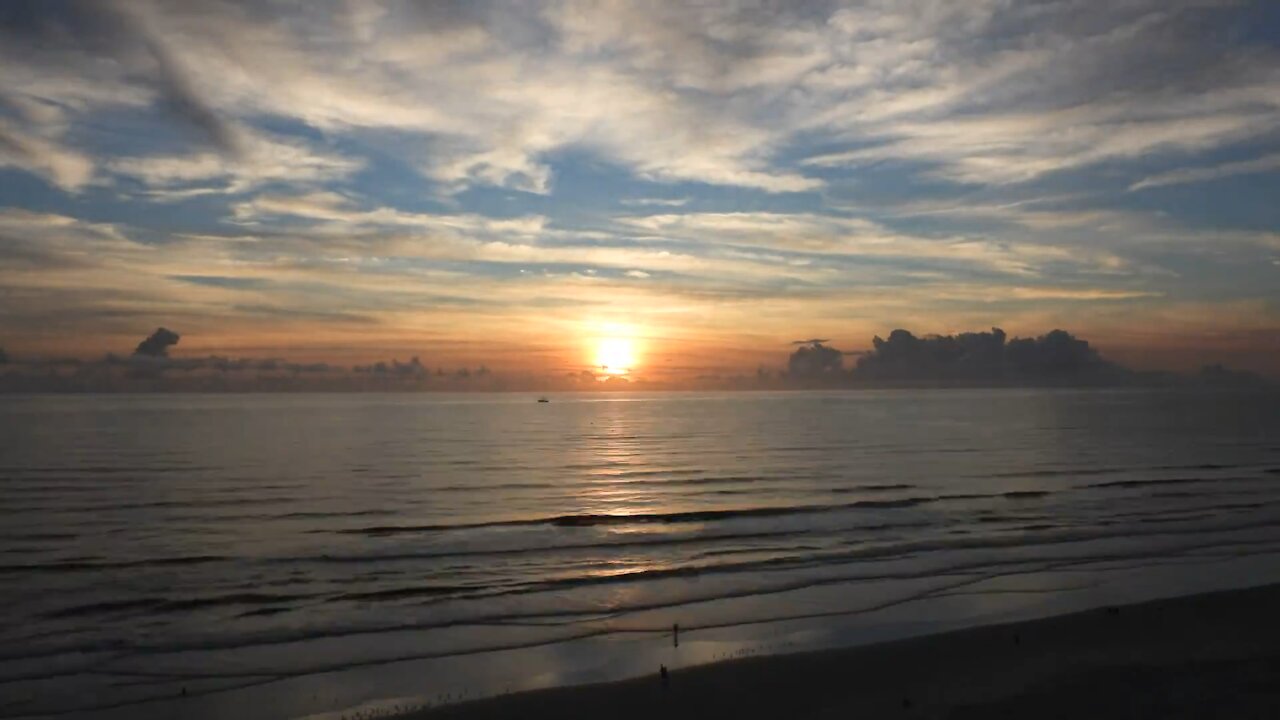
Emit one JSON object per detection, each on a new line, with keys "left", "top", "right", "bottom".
{"left": 1, "top": 0, "right": 1279, "bottom": 382}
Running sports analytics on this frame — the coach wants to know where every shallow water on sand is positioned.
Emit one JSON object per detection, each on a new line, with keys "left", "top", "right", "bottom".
{"left": 2, "top": 389, "right": 1279, "bottom": 718}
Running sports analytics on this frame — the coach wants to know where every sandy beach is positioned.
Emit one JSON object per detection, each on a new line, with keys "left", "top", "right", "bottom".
{"left": 400, "top": 583, "right": 1280, "bottom": 719}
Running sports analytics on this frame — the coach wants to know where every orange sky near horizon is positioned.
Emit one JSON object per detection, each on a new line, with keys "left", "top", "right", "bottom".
{"left": 8, "top": 306, "right": 1277, "bottom": 380}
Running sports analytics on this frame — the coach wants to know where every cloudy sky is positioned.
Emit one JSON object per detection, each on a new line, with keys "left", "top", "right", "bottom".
{"left": 1, "top": 0, "right": 1278, "bottom": 379}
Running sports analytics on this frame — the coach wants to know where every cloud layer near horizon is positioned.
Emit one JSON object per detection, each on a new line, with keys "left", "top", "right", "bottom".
{"left": 1, "top": 0, "right": 1278, "bottom": 376}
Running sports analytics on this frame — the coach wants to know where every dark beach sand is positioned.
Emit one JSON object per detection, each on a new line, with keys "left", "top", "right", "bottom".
{"left": 401, "top": 584, "right": 1280, "bottom": 719}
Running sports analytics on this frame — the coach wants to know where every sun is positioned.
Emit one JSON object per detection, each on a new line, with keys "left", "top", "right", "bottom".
{"left": 595, "top": 337, "right": 636, "bottom": 376}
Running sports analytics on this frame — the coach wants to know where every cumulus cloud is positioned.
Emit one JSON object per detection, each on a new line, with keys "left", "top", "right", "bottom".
{"left": 772, "top": 327, "right": 1182, "bottom": 387}
{"left": 787, "top": 341, "right": 843, "bottom": 379}
{"left": 354, "top": 356, "right": 428, "bottom": 377}
{"left": 852, "top": 328, "right": 1122, "bottom": 384}
{"left": 133, "top": 327, "right": 180, "bottom": 357}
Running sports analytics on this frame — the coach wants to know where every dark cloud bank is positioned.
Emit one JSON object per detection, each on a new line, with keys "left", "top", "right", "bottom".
{"left": 0, "top": 328, "right": 518, "bottom": 392}
{"left": 0, "top": 326, "right": 1271, "bottom": 392}
{"left": 776, "top": 328, "right": 1270, "bottom": 390}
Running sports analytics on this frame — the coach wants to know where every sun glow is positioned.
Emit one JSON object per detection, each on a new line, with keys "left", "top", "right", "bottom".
{"left": 594, "top": 337, "right": 636, "bottom": 376}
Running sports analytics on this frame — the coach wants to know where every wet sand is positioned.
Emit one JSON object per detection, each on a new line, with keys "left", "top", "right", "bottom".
{"left": 400, "top": 583, "right": 1280, "bottom": 719}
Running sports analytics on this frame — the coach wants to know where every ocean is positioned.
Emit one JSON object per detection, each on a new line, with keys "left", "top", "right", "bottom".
{"left": 2, "top": 389, "right": 1278, "bottom": 719}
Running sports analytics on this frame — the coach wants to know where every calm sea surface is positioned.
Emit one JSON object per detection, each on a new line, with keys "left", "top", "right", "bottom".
{"left": 2, "top": 390, "right": 1279, "bottom": 718}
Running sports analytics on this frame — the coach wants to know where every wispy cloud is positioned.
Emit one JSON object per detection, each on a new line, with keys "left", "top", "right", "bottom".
{"left": 1130, "top": 153, "right": 1280, "bottom": 191}
{"left": 109, "top": 134, "right": 364, "bottom": 196}
{"left": 0, "top": 118, "right": 93, "bottom": 190}
{"left": 0, "top": 0, "right": 1277, "bottom": 376}
{"left": 620, "top": 197, "right": 690, "bottom": 207}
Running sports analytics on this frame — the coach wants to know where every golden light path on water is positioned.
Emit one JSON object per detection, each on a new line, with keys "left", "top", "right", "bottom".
{"left": 573, "top": 399, "right": 680, "bottom": 611}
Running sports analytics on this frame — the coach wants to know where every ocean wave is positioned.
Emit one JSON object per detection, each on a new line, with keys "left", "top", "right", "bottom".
{"left": 984, "top": 462, "right": 1246, "bottom": 479}
{"left": 0, "top": 555, "right": 227, "bottom": 574}
{"left": 41, "top": 592, "right": 323, "bottom": 620}
{"left": 1084, "top": 475, "right": 1258, "bottom": 490}
{"left": 0, "top": 464, "right": 218, "bottom": 475}
{"left": 319, "top": 512, "right": 1280, "bottom": 610}
{"left": 332, "top": 498, "right": 943, "bottom": 536}
{"left": 284, "top": 529, "right": 808, "bottom": 564}
{"left": 830, "top": 483, "right": 916, "bottom": 493}
{"left": 976, "top": 514, "right": 1051, "bottom": 523}
{"left": 0, "top": 531, "right": 79, "bottom": 542}
{"left": 8, "top": 523, "right": 1280, "bottom": 693}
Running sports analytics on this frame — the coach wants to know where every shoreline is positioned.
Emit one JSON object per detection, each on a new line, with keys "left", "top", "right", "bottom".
{"left": 395, "top": 583, "right": 1280, "bottom": 719}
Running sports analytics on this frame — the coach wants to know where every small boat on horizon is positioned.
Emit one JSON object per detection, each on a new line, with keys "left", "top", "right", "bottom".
{"left": 537, "top": 397, "right": 549, "bottom": 403}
